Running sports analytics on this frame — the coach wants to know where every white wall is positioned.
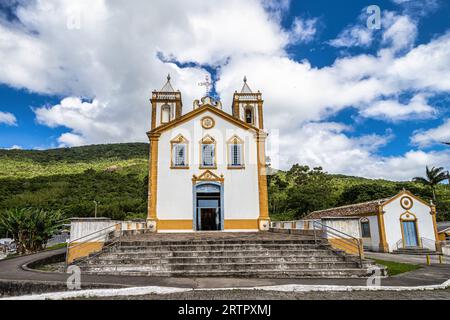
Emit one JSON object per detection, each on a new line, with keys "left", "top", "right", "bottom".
{"left": 156, "top": 110, "right": 260, "bottom": 224}
{"left": 322, "top": 218, "right": 362, "bottom": 239}
{"left": 362, "top": 215, "right": 380, "bottom": 251}
{"left": 382, "top": 196, "right": 436, "bottom": 252}
{"left": 69, "top": 218, "right": 118, "bottom": 243}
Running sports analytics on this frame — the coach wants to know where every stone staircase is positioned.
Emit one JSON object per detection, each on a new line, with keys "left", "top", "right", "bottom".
{"left": 75, "top": 232, "right": 382, "bottom": 278}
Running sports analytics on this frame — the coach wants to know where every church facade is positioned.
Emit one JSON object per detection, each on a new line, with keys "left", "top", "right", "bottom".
{"left": 146, "top": 76, "right": 270, "bottom": 232}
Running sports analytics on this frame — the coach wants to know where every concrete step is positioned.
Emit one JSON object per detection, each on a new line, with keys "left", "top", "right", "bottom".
{"left": 393, "top": 248, "right": 438, "bottom": 255}
{"left": 108, "top": 243, "right": 328, "bottom": 252}
{"left": 81, "top": 261, "right": 360, "bottom": 272}
{"left": 100, "top": 249, "right": 340, "bottom": 259}
{"left": 85, "top": 255, "right": 347, "bottom": 265}
{"left": 81, "top": 268, "right": 373, "bottom": 278}
{"left": 116, "top": 238, "right": 319, "bottom": 245}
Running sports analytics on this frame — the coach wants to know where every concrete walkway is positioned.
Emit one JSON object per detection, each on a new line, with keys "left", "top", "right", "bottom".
{"left": 0, "top": 249, "right": 449, "bottom": 292}
{"left": 366, "top": 252, "right": 449, "bottom": 265}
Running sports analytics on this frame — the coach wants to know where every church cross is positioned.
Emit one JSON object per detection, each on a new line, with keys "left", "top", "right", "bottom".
{"left": 198, "top": 75, "right": 212, "bottom": 97}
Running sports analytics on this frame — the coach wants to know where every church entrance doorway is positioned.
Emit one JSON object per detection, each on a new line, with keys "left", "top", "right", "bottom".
{"left": 194, "top": 183, "right": 223, "bottom": 231}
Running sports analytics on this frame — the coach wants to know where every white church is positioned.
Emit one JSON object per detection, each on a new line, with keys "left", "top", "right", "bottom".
{"left": 146, "top": 75, "right": 270, "bottom": 232}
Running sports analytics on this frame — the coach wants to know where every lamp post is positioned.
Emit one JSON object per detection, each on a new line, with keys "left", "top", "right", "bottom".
{"left": 93, "top": 200, "right": 99, "bottom": 218}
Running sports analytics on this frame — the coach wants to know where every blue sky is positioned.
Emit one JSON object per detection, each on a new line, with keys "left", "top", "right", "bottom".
{"left": 0, "top": 0, "right": 449, "bottom": 180}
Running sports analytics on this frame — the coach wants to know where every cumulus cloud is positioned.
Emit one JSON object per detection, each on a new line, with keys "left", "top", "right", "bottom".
{"left": 289, "top": 17, "right": 318, "bottom": 43}
{"left": 360, "top": 94, "right": 436, "bottom": 121}
{"left": 272, "top": 121, "right": 450, "bottom": 181}
{"left": 411, "top": 119, "right": 450, "bottom": 147}
{"left": 0, "top": 111, "right": 17, "bottom": 126}
{"left": 0, "top": 0, "right": 449, "bottom": 180}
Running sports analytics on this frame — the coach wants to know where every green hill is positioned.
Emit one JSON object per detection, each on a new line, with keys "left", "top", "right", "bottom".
{"left": 0, "top": 143, "right": 448, "bottom": 236}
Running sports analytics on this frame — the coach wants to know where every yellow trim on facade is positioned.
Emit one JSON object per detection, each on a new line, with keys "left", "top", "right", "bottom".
{"left": 224, "top": 219, "right": 259, "bottom": 229}
{"left": 170, "top": 134, "right": 189, "bottom": 169}
{"left": 199, "top": 134, "right": 217, "bottom": 169}
{"left": 192, "top": 170, "right": 224, "bottom": 183}
{"left": 67, "top": 242, "right": 104, "bottom": 264}
{"left": 151, "top": 104, "right": 260, "bottom": 134}
{"left": 147, "top": 133, "right": 160, "bottom": 223}
{"left": 157, "top": 220, "right": 193, "bottom": 230}
{"left": 328, "top": 238, "right": 364, "bottom": 257}
{"left": 256, "top": 132, "right": 269, "bottom": 224}
{"left": 382, "top": 189, "right": 432, "bottom": 208}
{"left": 226, "top": 135, "right": 245, "bottom": 169}
{"left": 430, "top": 205, "right": 441, "bottom": 251}
{"left": 377, "top": 205, "right": 389, "bottom": 252}
{"left": 399, "top": 211, "right": 422, "bottom": 248}
{"left": 156, "top": 219, "right": 259, "bottom": 230}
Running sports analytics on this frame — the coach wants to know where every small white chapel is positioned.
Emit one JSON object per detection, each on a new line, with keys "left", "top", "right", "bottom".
{"left": 146, "top": 75, "right": 270, "bottom": 233}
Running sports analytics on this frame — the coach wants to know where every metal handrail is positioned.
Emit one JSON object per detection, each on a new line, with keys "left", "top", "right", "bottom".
{"left": 312, "top": 220, "right": 363, "bottom": 268}
{"left": 420, "top": 237, "right": 437, "bottom": 250}
{"left": 65, "top": 222, "right": 122, "bottom": 265}
{"left": 66, "top": 225, "right": 150, "bottom": 266}
{"left": 395, "top": 239, "right": 403, "bottom": 250}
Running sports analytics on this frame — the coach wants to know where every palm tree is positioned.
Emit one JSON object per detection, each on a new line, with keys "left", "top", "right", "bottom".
{"left": 413, "top": 166, "right": 449, "bottom": 202}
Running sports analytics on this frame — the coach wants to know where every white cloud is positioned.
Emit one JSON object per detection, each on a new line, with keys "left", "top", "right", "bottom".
{"left": 360, "top": 94, "right": 436, "bottom": 121}
{"left": 0, "top": 1, "right": 449, "bottom": 180}
{"left": 382, "top": 12, "right": 417, "bottom": 52}
{"left": 289, "top": 17, "right": 318, "bottom": 43}
{"left": 329, "top": 25, "right": 373, "bottom": 48}
{"left": 0, "top": 111, "right": 17, "bottom": 126}
{"left": 272, "top": 122, "right": 450, "bottom": 180}
{"left": 411, "top": 119, "right": 450, "bottom": 147}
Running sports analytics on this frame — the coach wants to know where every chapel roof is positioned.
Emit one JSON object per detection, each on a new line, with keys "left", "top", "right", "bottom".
{"left": 304, "top": 198, "right": 391, "bottom": 220}
{"left": 304, "top": 190, "right": 432, "bottom": 220}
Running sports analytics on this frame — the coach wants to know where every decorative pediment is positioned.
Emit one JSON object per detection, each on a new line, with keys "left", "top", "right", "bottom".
{"left": 193, "top": 96, "right": 222, "bottom": 110}
{"left": 200, "top": 134, "right": 216, "bottom": 144}
{"left": 170, "top": 134, "right": 188, "bottom": 143}
{"left": 192, "top": 170, "right": 224, "bottom": 183}
{"left": 400, "top": 211, "right": 416, "bottom": 221}
{"left": 227, "top": 135, "right": 244, "bottom": 144}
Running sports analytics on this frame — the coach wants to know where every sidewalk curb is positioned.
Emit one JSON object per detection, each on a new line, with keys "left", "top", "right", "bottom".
{"left": 3, "top": 279, "right": 450, "bottom": 300}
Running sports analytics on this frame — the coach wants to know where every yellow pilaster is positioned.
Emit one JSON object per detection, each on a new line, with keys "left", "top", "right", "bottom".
{"left": 147, "top": 132, "right": 160, "bottom": 231}
{"left": 256, "top": 132, "right": 270, "bottom": 230}
{"left": 377, "top": 205, "right": 389, "bottom": 252}
{"left": 430, "top": 205, "right": 441, "bottom": 252}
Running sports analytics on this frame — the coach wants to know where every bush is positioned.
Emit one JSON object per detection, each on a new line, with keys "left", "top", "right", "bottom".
{"left": 0, "top": 208, "right": 63, "bottom": 254}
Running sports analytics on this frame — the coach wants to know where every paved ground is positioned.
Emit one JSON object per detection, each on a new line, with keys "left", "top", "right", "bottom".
{"left": 88, "top": 288, "right": 450, "bottom": 300}
{"left": 366, "top": 252, "right": 449, "bottom": 265}
{"left": 0, "top": 248, "right": 449, "bottom": 291}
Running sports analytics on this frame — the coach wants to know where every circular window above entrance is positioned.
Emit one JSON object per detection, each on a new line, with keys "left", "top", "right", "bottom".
{"left": 201, "top": 116, "right": 215, "bottom": 129}
{"left": 400, "top": 196, "right": 413, "bottom": 210}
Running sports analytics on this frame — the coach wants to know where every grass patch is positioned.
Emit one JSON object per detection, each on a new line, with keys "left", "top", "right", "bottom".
{"left": 45, "top": 243, "right": 67, "bottom": 251}
{"left": 372, "top": 259, "right": 422, "bottom": 276}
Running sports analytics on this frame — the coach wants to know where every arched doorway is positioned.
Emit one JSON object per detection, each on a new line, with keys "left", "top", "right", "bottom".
{"left": 193, "top": 182, "right": 223, "bottom": 231}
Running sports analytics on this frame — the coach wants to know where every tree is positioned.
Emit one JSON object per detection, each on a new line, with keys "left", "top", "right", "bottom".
{"left": 0, "top": 208, "right": 63, "bottom": 254}
{"left": 413, "top": 166, "right": 449, "bottom": 202}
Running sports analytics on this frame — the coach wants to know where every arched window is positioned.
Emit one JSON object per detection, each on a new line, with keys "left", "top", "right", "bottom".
{"left": 170, "top": 134, "right": 189, "bottom": 169}
{"left": 161, "top": 104, "right": 171, "bottom": 123}
{"left": 227, "top": 135, "right": 244, "bottom": 169}
{"left": 244, "top": 106, "right": 254, "bottom": 124}
{"left": 200, "top": 135, "right": 216, "bottom": 169}
{"left": 360, "top": 218, "right": 371, "bottom": 238}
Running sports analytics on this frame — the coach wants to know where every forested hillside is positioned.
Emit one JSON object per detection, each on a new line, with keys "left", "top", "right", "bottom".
{"left": 0, "top": 143, "right": 448, "bottom": 238}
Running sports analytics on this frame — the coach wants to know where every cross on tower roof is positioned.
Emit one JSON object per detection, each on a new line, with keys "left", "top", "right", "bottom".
{"left": 240, "top": 76, "right": 253, "bottom": 93}
{"left": 160, "top": 73, "right": 175, "bottom": 92}
{"left": 198, "top": 75, "right": 212, "bottom": 97}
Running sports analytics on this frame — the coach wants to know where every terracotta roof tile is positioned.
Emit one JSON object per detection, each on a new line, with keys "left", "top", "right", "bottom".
{"left": 304, "top": 197, "right": 392, "bottom": 220}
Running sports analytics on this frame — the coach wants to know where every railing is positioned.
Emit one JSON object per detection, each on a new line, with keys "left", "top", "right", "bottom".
{"left": 270, "top": 220, "right": 363, "bottom": 268}
{"left": 421, "top": 237, "right": 437, "bottom": 250}
{"left": 312, "top": 220, "right": 364, "bottom": 268}
{"left": 66, "top": 222, "right": 150, "bottom": 266}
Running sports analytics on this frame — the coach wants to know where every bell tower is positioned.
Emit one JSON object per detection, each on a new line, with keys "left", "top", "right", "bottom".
{"left": 232, "top": 76, "right": 264, "bottom": 129}
{"left": 150, "top": 74, "right": 183, "bottom": 129}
